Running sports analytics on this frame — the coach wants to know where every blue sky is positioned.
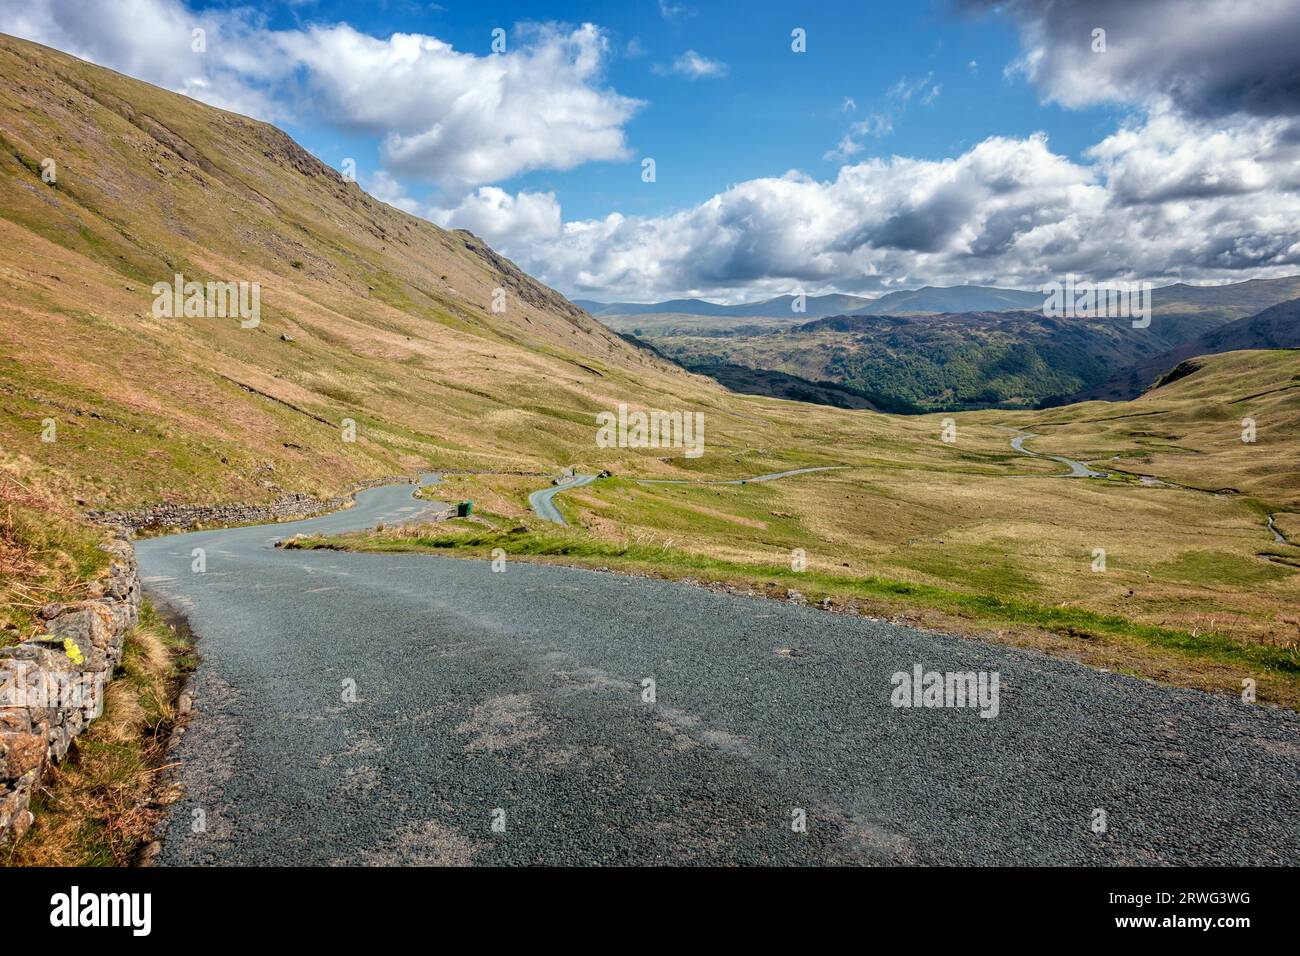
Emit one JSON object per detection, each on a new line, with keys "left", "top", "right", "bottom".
{"left": 6, "top": 0, "right": 1300, "bottom": 303}
{"left": 197, "top": 0, "right": 1121, "bottom": 222}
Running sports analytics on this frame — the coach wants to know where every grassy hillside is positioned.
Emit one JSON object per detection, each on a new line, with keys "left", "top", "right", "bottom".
{"left": 294, "top": 347, "right": 1300, "bottom": 703}
{"left": 0, "top": 34, "right": 1296, "bottom": 703}
{"left": 0, "top": 33, "right": 731, "bottom": 509}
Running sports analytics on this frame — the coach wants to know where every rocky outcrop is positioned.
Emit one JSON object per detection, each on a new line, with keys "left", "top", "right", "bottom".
{"left": 0, "top": 533, "right": 141, "bottom": 843}
{"left": 86, "top": 476, "right": 413, "bottom": 533}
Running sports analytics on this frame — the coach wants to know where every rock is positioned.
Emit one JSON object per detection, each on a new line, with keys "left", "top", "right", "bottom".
{"left": 0, "top": 788, "right": 34, "bottom": 842}
{"left": 38, "top": 602, "right": 65, "bottom": 621}
{"left": 0, "top": 733, "right": 46, "bottom": 780}
{"left": 280, "top": 333, "right": 295, "bottom": 342}
{"left": 48, "top": 604, "right": 117, "bottom": 656}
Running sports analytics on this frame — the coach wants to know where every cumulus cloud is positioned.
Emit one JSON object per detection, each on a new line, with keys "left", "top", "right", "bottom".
{"left": 495, "top": 112, "right": 1300, "bottom": 301}
{"left": 0, "top": 0, "right": 641, "bottom": 190}
{"left": 8, "top": 0, "right": 1299, "bottom": 302}
{"left": 967, "top": 0, "right": 1300, "bottom": 119}
{"left": 431, "top": 187, "right": 563, "bottom": 250}
{"left": 0, "top": 0, "right": 286, "bottom": 118}
{"left": 282, "top": 22, "right": 641, "bottom": 188}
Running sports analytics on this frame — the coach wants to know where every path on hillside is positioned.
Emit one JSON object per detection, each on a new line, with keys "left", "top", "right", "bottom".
{"left": 137, "top": 479, "right": 1300, "bottom": 865}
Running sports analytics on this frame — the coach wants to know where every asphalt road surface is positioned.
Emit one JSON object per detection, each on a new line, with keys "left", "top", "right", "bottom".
{"left": 137, "top": 480, "right": 1300, "bottom": 865}
{"left": 1009, "top": 431, "right": 1109, "bottom": 479}
{"left": 527, "top": 474, "right": 597, "bottom": 525}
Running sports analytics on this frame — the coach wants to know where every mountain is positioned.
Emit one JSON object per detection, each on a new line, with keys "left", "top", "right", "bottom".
{"left": 0, "top": 34, "right": 735, "bottom": 508}
{"left": 634, "top": 275, "right": 1300, "bottom": 412}
{"left": 644, "top": 276, "right": 1300, "bottom": 412}
{"left": 576, "top": 293, "right": 875, "bottom": 319}
{"left": 1068, "top": 297, "right": 1300, "bottom": 402}
{"left": 578, "top": 286, "right": 1045, "bottom": 321}
{"left": 854, "top": 285, "right": 1042, "bottom": 314}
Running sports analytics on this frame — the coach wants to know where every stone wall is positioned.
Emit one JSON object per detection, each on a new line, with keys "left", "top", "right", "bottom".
{"left": 87, "top": 476, "right": 414, "bottom": 533}
{"left": 0, "top": 532, "right": 141, "bottom": 843}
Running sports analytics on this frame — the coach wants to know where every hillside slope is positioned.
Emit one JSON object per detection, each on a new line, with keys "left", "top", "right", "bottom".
{"left": 1069, "top": 298, "right": 1300, "bottom": 402}
{"left": 0, "top": 34, "right": 741, "bottom": 508}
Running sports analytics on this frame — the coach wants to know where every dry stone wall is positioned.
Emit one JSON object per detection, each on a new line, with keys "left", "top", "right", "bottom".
{"left": 87, "top": 476, "right": 414, "bottom": 533}
{"left": 0, "top": 532, "right": 140, "bottom": 842}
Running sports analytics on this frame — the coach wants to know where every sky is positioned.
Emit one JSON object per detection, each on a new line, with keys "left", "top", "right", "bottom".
{"left": 3, "top": 0, "right": 1300, "bottom": 303}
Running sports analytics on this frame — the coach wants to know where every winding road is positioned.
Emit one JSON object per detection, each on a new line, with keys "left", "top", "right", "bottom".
{"left": 137, "top": 478, "right": 1300, "bottom": 865}
{"left": 1006, "top": 430, "right": 1108, "bottom": 478}
{"left": 527, "top": 474, "right": 598, "bottom": 525}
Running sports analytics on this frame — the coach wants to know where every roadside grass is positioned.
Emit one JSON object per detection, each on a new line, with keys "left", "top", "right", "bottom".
{"left": 1, "top": 467, "right": 110, "bottom": 644}
{"left": 3, "top": 603, "right": 196, "bottom": 866}
{"left": 285, "top": 521, "right": 1300, "bottom": 707}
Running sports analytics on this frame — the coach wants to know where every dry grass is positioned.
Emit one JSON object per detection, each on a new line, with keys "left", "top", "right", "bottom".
{"left": 0, "top": 461, "right": 110, "bottom": 642}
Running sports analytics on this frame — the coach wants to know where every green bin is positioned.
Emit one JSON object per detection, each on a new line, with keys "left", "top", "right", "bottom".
{"left": 456, "top": 500, "right": 473, "bottom": 517}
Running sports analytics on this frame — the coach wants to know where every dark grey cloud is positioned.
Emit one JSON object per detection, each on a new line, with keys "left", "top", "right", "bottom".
{"left": 963, "top": 0, "right": 1300, "bottom": 118}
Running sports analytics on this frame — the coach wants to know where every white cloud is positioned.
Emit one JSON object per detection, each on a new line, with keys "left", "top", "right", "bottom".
{"left": 494, "top": 113, "right": 1300, "bottom": 301}
{"left": 0, "top": 1, "right": 642, "bottom": 190}
{"left": 657, "top": 1, "right": 695, "bottom": 22}
{"left": 0, "top": 0, "right": 287, "bottom": 118}
{"left": 282, "top": 22, "right": 641, "bottom": 189}
{"left": 654, "top": 50, "right": 726, "bottom": 80}
{"left": 8, "top": 0, "right": 1299, "bottom": 303}
{"left": 824, "top": 73, "right": 933, "bottom": 161}
{"left": 431, "top": 187, "right": 563, "bottom": 250}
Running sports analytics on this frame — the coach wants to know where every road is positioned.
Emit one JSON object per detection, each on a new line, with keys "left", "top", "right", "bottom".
{"left": 1008, "top": 431, "right": 1109, "bottom": 478}
{"left": 527, "top": 474, "right": 598, "bottom": 525}
{"left": 137, "top": 479, "right": 1300, "bottom": 865}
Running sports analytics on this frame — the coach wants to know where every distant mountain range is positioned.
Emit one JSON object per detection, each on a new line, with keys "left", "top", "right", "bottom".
{"left": 574, "top": 293, "right": 872, "bottom": 319}
{"left": 624, "top": 275, "right": 1300, "bottom": 412}
{"left": 576, "top": 285, "right": 1044, "bottom": 319}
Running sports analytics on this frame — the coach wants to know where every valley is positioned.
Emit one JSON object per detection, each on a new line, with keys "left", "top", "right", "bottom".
{"left": 608, "top": 279, "right": 1300, "bottom": 413}
{"left": 2, "top": 34, "right": 1297, "bottom": 703}
{"left": 0, "top": 29, "right": 1297, "bottom": 870}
